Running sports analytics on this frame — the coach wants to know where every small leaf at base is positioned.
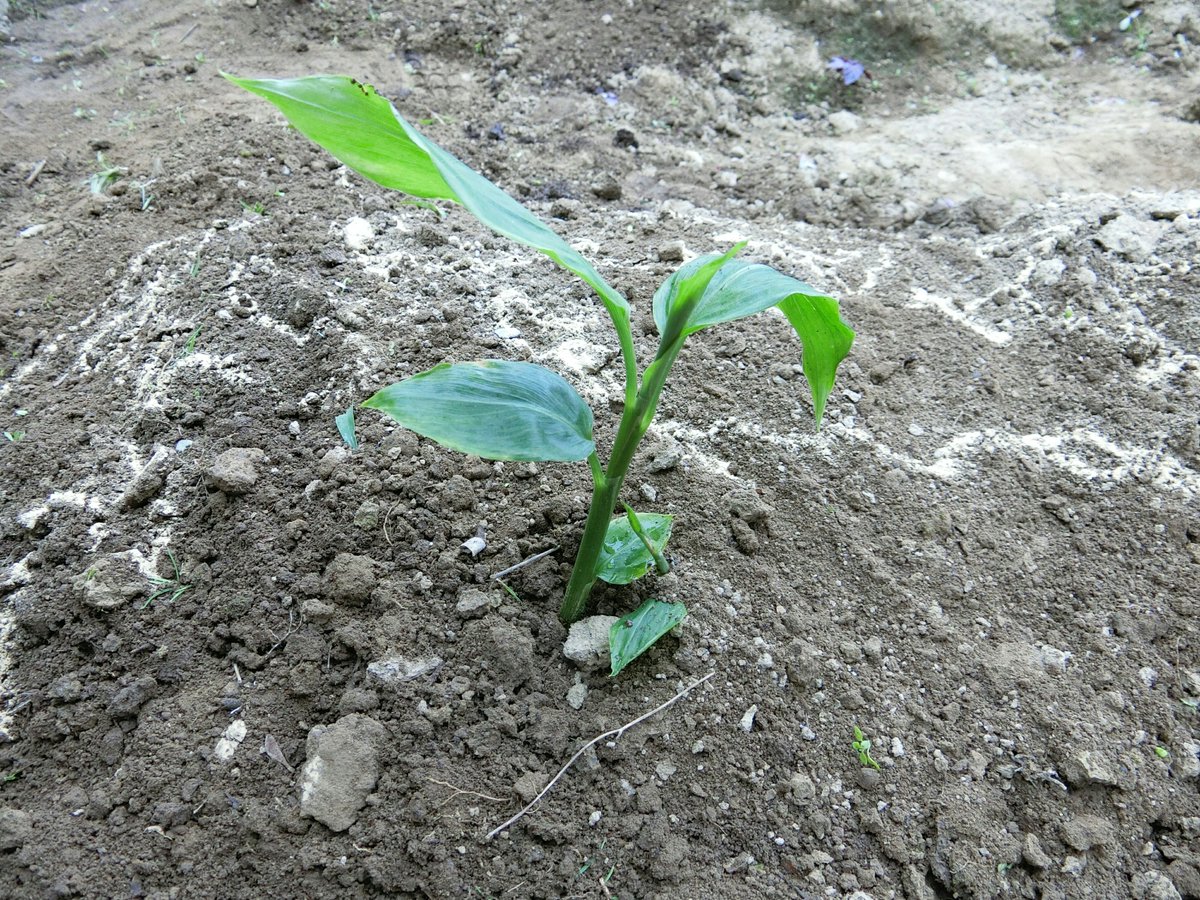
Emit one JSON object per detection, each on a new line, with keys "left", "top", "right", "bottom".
{"left": 596, "top": 513, "right": 673, "bottom": 584}
{"left": 610, "top": 599, "right": 687, "bottom": 676}
{"left": 335, "top": 407, "right": 359, "bottom": 450}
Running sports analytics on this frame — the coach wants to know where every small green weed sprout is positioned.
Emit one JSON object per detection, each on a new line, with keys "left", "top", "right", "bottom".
{"left": 144, "top": 549, "right": 190, "bottom": 609}
{"left": 226, "top": 74, "right": 854, "bottom": 669}
{"left": 87, "top": 152, "right": 126, "bottom": 194}
{"left": 852, "top": 725, "right": 881, "bottom": 770}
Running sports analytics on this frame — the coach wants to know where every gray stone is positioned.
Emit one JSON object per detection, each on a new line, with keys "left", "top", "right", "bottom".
{"left": 206, "top": 448, "right": 264, "bottom": 494}
{"left": 1096, "top": 214, "right": 1164, "bottom": 262}
{"left": 455, "top": 588, "right": 494, "bottom": 619}
{"left": 566, "top": 682, "right": 588, "bottom": 710}
{"left": 73, "top": 553, "right": 145, "bottom": 611}
{"left": 657, "top": 239, "right": 686, "bottom": 262}
{"left": 563, "top": 616, "right": 618, "bottom": 672}
{"left": 108, "top": 676, "right": 158, "bottom": 719}
{"left": 1023, "top": 833, "right": 1052, "bottom": 869}
{"left": 788, "top": 772, "right": 816, "bottom": 803}
{"left": 828, "top": 110, "right": 862, "bottom": 134}
{"left": 1059, "top": 749, "right": 1123, "bottom": 788}
{"left": 1131, "top": 871, "right": 1182, "bottom": 900}
{"left": 0, "top": 808, "right": 32, "bottom": 850}
{"left": 299, "top": 714, "right": 387, "bottom": 832}
{"left": 323, "top": 553, "right": 376, "bottom": 605}
{"left": 120, "top": 450, "right": 167, "bottom": 509}
{"left": 856, "top": 767, "right": 882, "bottom": 790}
{"left": 1061, "top": 814, "right": 1116, "bottom": 851}
{"left": 366, "top": 654, "right": 442, "bottom": 683}
{"left": 591, "top": 174, "right": 622, "bottom": 201}
{"left": 513, "top": 771, "right": 548, "bottom": 802}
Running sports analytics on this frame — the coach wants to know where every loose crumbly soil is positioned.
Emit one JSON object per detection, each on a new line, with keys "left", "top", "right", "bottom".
{"left": 1, "top": 1, "right": 1198, "bottom": 898}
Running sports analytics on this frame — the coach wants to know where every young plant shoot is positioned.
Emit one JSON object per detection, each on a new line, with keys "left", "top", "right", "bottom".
{"left": 226, "top": 74, "right": 855, "bottom": 667}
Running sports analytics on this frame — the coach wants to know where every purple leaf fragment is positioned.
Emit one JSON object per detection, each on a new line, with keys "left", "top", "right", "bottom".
{"left": 827, "top": 56, "right": 865, "bottom": 86}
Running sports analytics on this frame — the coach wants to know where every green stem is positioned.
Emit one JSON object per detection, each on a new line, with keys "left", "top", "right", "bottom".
{"left": 622, "top": 502, "right": 670, "bottom": 575}
{"left": 558, "top": 338, "right": 684, "bottom": 623}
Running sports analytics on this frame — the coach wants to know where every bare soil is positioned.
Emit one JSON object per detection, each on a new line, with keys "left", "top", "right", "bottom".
{"left": 1, "top": 1, "right": 1198, "bottom": 898}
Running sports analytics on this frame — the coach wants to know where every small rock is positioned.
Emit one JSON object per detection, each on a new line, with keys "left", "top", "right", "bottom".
{"left": 1131, "top": 871, "right": 1182, "bottom": 900}
{"left": 1059, "top": 750, "right": 1122, "bottom": 788}
{"left": 206, "top": 448, "right": 264, "bottom": 494}
{"left": 352, "top": 501, "right": 380, "bottom": 530}
{"left": 121, "top": 450, "right": 167, "bottom": 509}
{"left": 323, "top": 553, "right": 376, "bottom": 605}
{"left": 1023, "top": 833, "right": 1052, "bottom": 869}
{"left": 300, "top": 598, "right": 335, "bottom": 623}
{"left": 655, "top": 761, "right": 677, "bottom": 781}
{"left": 588, "top": 810, "right": 602, "bottom": 827}
{"left": 724, "top": 851, "right": 756, "bottom": 874}
{"left": 863, "top": 637, "right": 883, "bottom": 661}
{"left": 1061, "top": 814, "right": 1116, "bottom": 851}
{"left": 1167, "top": 862, "right": 1200, "bottom": 899}
{"left": 828, "top": 110, "right": 862, "bottom": 134}
{"left": 590, "top": 175, "right": 622, "bottom": 201}
{"left": 0, "top": 808, "right": 32, "bottom": 850}
{"left": 151, "top": 802, "right": 191, "bottom": 828}
{"left": 343, "top": 216, "right": 374, "bottom": 251}
{"left": 455, "top": 588, "right": 494, "bottom": 619}
{"left": 563, "top": 615, "right": 618, "bottom": 672}
{"left": 1096, "top": 214, "right": 1164, "bottom": 262}
{"left": 317, "top": 446, "right": 349, "bottom": 478}
{"left": 566, "top": 682, "right": 588, "bottom": 710}
{"left": 1179, "top": 741, "right": 1200, "bottom": 779}
{"left": 1062, "top": 855, "right": 1087, "bottom": 877}
{"left": 513, "top": 771, "right": 549, "bottom": 803}
{"left": 856, "top": 767, "right": 881, "bottom": 789}
{"left": 738, "top": 705, "right": 758, "bottom": 733}
{"left": 108, "top": 676, "right": 158, "bottom": 719}
{"left": 657, "top": 240, "right": 686, "bottom": 263}
{"left": 367, "top": 654, "right": 442, "bottom": 683}
{"left": 788, "top": 772, "right": 816, "bottom": 802}
{"left": 647, "top": 444, "right": 682, "bottom": 472}
{"left": 213, "top": 719, "right": 247, "bottom": 763}
{"left": 300, "top": 714, "right": 387, "bottom": 832}
{"left": 73, "top": 553, "right": 145, "bottom": 611}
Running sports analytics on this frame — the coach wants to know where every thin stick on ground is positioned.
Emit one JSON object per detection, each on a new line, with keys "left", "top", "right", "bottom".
{"left": 490, "top": 546, "right": 558, "bottom": 582}
{"left": 485, "top": 671, "right": 714, "bottom": 841}
{"left": 429, "top": 777, "right": 507, "bottom": 806}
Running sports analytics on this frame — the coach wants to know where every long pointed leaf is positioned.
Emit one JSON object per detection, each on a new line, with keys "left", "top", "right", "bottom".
{"left": 225, "top": 74, "right": 628, "bottom": 322}
{"left": 363, "top": 361, "right": 594, "bottom": 462}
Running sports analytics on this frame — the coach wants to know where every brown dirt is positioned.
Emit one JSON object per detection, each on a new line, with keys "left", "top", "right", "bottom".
{"left": 1, "top": 1, "right": 1198, "bottom": 898}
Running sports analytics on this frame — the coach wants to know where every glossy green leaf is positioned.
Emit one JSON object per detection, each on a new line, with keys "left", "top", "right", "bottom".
{"left": 609, "top": 599, "right": 687, "bottom": 677}
{"left": 596, "top": 513, "right": 673, "bottom": 585}
{"left": 651, "top": 244, "right": 745, "bottom": 338}
{"left": 335, "top": 407, "right": 358, "bottom": 450}
{"left": 224, "top": 73, "right": 628, "bottom": 323}
{"left": 363, "top": 361, "right": 594, "bottom": 462}
{"left": 654, "top": 255, "right": 854, "bottom": 424}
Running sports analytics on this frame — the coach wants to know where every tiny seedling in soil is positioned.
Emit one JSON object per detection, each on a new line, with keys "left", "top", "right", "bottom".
{"left": 144, "top": 549, "right": 190, "bottom": 609}
{"left": 87, "top": 152, "right": 126, "bottom": 194}
{"left": 335, "top": 407, "right": 359, "bottom": 449}
{"left": 852, "top": 725, "right": 881, "bottom": 770}
{"left": 4, "top": 431, "right": 25, "bottom": 443}
{"left": 228, "top": 74, "right": 854, "bottom": 667}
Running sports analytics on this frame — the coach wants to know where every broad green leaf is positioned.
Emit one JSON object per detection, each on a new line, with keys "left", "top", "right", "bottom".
{"left": 655, "top": 256, "right": 854, "bottom": 424}
{"left": 596, "top": 513, "right": 673, "bottom": 585}
{"left": 335, "top": 407, "right": 359, "bottom": 450}
{"left": 651, "top": 244, "right": 745, "bottom": 338}
{"left": 363, "top": 360, "right": 594, "bottom": 462}
{"left": 224, "top": 74, "right": 628, "bottom": 323}
{"left": 609, "top": 599, "right": 687, "bottom": 677}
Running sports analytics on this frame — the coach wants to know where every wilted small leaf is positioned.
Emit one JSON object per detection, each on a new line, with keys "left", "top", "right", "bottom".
{"left": 610, "top": 599, "right": 687, "bottom": 676}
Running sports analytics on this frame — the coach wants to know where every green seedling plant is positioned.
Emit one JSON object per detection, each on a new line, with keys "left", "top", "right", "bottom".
{"left": 852, "top": 725, "right": 881, "bottom": 770}
{"left": 226, "top": 74, "right": 854, "bottom": 663}
{"left": 144, "top": 549, "right": 190, "bottom": 609}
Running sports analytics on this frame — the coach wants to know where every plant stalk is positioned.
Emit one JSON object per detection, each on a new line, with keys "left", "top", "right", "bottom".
{"left": 558, "top": 338, "right": 684, "bottom": 623}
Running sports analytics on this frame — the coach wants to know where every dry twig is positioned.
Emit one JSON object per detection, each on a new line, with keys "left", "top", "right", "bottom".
{"left": 485, "top": 672, "right": 714, "bottom": 840}
{"left": 490, "top": 546, "right": 558, "bottom": 581}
